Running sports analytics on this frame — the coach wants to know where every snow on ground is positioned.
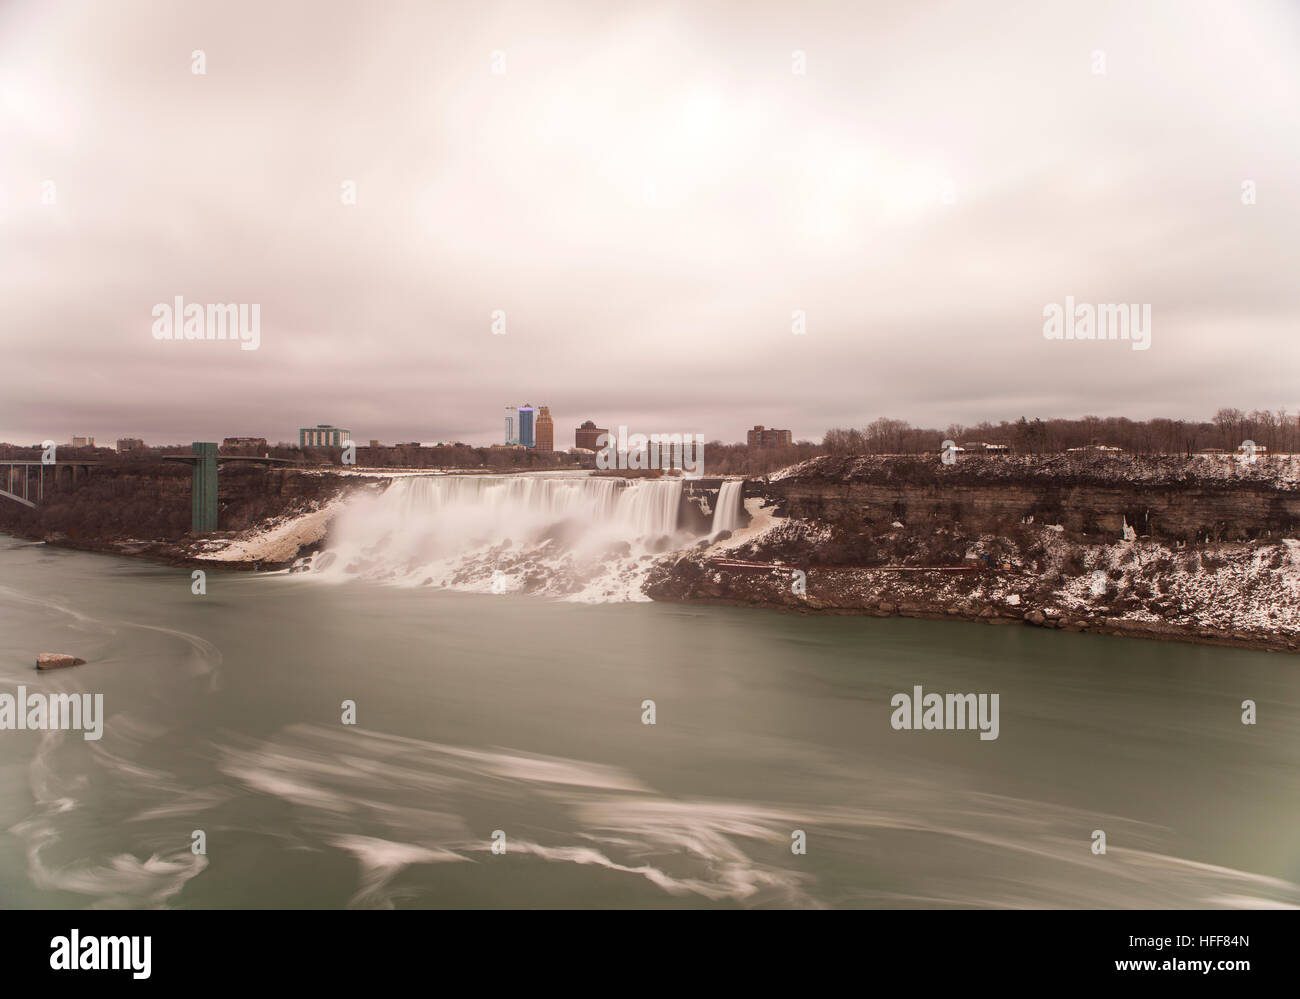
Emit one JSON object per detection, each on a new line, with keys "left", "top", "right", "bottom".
{"left": 774, "top": 452, "right": 1300, "bottom": 489}
{"left": 195, "top": 499, "right": 344, "bottom": 563}
{"left": 1028, "top": 528, "right": 1300, "bottom": 634}
{"left": 702, "top": 498, "right": 785, "bottom": 553}
{"left": 675, "top": 501, "right": 1300, "bottom": 642}
{"left": 766, "top": 458, "right": 820, "bottom": 482}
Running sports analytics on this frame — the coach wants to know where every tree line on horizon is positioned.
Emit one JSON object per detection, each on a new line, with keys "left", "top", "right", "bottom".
{"left": 821, "top": 409, "right": 1300, "bottom": 457}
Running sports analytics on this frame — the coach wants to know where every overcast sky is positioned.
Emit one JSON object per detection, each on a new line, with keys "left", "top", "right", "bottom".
{"left": 3, "top": 0, "right": 1299, "bottom": 446}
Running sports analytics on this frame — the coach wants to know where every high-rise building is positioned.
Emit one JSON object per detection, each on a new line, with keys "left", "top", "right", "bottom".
{"left": 517, "top": 405, "right": 536, "bottom": 449}
{"left": 504, "top": 408, "right": 516, "bottom": 445}
{"left": 575, "top": 420, "right": 609, "bottom": 452}
{"left": 299, "top": 424, "right": 351, "bottom": 447}
{"left": 747, "top": 425, "right": 793, "bottom": 448}
{"left": 116, "top": 438, "right": 144, "bottom": 453}
{"left": 535, "top": 406, "right": 554, "bottom": 452}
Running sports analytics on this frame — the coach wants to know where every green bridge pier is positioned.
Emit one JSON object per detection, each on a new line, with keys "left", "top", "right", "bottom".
{"left": 163, "top": 443, "right": 292, "bottom": 534}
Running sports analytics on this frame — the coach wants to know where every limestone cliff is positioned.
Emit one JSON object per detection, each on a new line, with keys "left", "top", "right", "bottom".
{"left": 645, "top": 454, "right": 1300, "bottom": 653}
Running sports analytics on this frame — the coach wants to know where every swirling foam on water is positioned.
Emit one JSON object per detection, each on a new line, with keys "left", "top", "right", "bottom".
{"left": 212, "top": 724, "right": 1300, "bottom": 909}
{"left": 0, "top": 582, "right": 222, "bottom": 907}
{"left": 12, "top": 730, "right": 209, "bottom": 908}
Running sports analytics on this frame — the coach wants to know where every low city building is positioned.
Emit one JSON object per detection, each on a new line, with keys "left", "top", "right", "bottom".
{"left": 747, "top": 425, "right": 792, "bottom": 448}
{"left": 299, "top": 424, "right": 351, "bottom": 447}
{"left": 568, "top": 446, "right": 597, "bottom": 468}
{"left": 575, "top": 420, "right": 609, "bottom": 451}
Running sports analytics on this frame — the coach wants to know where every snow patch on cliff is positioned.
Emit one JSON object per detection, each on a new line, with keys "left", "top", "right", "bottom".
{"left": 194, "top": 499, "right": 343, "bottom": 564}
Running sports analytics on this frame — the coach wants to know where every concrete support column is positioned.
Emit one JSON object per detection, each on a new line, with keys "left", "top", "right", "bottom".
{"left": 192, "top": 443, "right": 219, "bottom": 533}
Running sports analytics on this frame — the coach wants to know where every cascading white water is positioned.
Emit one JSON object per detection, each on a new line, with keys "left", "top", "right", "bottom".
{"left": 310, "top": 473, "right": 686, "bottom": 600}
{"left": 613, "top": 477, "right": 684, "bottom": 538}
{"left": 711, "top": 480, "right": 743, "bottom": 534}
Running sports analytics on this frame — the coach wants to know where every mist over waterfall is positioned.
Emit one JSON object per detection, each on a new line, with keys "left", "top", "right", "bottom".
{"left": 309, "top": 473, "right": 689, "bottom": 600}
{"left": 711, "top": 480, "right": 743, "bottom": 534}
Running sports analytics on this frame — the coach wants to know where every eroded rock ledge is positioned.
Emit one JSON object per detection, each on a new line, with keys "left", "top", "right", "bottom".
{"left": 646, "top": 454, "right": 1300, "bottom": 654}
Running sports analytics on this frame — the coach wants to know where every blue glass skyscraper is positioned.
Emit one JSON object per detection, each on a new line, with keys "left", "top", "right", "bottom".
{"left": 517, "top": 405, "right": 536, "bottom": 448}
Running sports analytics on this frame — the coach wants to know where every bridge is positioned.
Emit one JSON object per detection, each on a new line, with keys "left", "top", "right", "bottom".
{"left": 0, "top": 460, "right": 100, "bottom": 508}
{"left": 163, "top": 445, "right": 294, "bottom": 533}
{"left": 2, "top": 447, "right": 295, "bottom": 535}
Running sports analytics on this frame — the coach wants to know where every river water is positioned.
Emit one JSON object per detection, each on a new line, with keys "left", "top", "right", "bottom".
{"left": 1, "top": 532, "right": 1298, "bottom": 909}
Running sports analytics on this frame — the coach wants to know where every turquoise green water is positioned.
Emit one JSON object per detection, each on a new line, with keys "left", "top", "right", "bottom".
{"left": 1, "top": 535, "right": 1298, "bottom": 908}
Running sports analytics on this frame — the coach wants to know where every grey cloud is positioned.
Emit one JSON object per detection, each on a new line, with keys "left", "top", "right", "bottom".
{"left": 2, "top": 0, "right": 1298, "bottom": 446}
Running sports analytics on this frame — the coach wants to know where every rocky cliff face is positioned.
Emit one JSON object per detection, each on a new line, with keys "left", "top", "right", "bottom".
{"left": 760, "top": 454, "right": 1300, "bottom": 544}
{"left": 645, "top": 455, "right": 1300, "bottom": 653}
{"left": 767, "top": 480, "right": 1300, "bottom": 544}
{"left": 0, "top": 464, "right": 365, "bottom": 567}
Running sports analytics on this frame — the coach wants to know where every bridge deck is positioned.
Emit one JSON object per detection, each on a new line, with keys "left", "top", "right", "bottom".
{"left": 0, "top": 459, "right": 100, "bottom": 507}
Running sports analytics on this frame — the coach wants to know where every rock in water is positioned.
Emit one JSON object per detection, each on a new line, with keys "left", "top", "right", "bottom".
{"left": 36, "top": 653, "right": 86, "bottom": 670}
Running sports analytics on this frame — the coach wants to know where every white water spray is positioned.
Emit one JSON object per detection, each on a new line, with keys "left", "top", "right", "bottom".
{"left": 310, "top": 473, "right": 688, "bottom": 600}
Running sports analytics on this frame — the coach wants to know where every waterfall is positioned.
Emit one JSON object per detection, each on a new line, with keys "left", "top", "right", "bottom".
{"left": 711, "top": 480, "right": 743, "bottom": 534}
{"left": 310, "top": 473, "right": 687, "bottom": 598}
{"left": 614, "top": 477, "right": 682, "bottom": 537}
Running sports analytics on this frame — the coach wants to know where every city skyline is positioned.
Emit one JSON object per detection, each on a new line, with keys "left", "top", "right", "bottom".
{"left": 11, "top": 400, "right": 1299, "bottom": 453}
